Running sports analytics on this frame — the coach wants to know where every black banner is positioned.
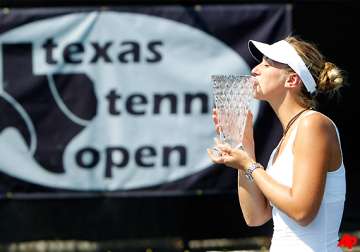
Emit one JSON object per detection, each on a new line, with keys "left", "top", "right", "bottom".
{"left": 0, "top": 2, "right": 358, "bottom": 243}
{"left": 0, "top": 5, "right": 290, "bottom": 194}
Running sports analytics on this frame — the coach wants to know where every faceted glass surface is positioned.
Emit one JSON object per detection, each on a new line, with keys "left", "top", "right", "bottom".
{"left": 212, "top": 75, "right": 254, "bottom": 148}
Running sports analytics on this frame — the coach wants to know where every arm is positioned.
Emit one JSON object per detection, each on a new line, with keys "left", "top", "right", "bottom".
{"left": 214, "top": 113, "right": 339, "bottom": 226}
{"left": 249, "top": 114, "right": 338, "bottom": 226}
{"left": 208, "top": 149, "right": 272, "bottom": 227}
{"left": 209, "top": 110, "right": 272, "bottom": 226}
{"left": 237, "top": 170, "right": 273, "bottom": 226}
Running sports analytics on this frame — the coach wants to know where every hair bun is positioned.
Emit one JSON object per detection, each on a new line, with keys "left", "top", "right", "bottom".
{"left": 318, "top": 62, "right": 344, "bottom": 92}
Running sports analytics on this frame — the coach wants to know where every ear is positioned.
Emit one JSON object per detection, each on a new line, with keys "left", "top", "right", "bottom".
{"left": 284, "top": 73, "right": 302, "bottom": 89}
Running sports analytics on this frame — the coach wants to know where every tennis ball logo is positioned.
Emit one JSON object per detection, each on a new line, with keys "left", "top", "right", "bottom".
{"left": 0, "top": 12, "right": 252, "bottom": 190}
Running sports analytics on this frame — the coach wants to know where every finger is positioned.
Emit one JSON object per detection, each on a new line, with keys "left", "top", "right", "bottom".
{"left": 244, "top": 111, "right": 254, "bottom": 137}
{"left": 213, "top": 108, "right": 219, "bottom": 119}
{"left": 217, "top": 141, "right": 232, "bottom": 148}
{"left": 214, "top": 125, "right": 220, "bottom": 135}
{"left": 216, "top": 144, "right": 233, "bottom": 153}
{"left": 212, "top": 112, "right": 219, "bottom": 126}
{"left": 207, "top": 148, "right": 225, "bottom": 163}
{"left": 222, "top": 155, "right": 232, "bottom": 164}
{"left": 214, "top": 138, "right": 232, "bottom": 149}
{"left": 207, "top": 147, "right": 220, "bottom": 160}
{"left": 212, "top": 108, "right": 217, "bottom": 117}
{"left": 246, "top": 111, "right": 253, "bottom": 125}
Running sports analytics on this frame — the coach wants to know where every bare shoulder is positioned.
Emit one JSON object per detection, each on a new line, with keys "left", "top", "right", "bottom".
{"left": 295, "top": 111, "right": 342, "bottom": 171}
{"left": 297, "top": 111, "right": 337, "bottom": 140}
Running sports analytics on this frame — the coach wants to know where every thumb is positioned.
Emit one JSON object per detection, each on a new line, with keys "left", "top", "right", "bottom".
{"left": 217, "top": 144, "right": 233, "bottom": 154}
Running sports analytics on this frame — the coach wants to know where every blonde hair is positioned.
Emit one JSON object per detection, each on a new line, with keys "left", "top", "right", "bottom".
{"left": 285, "top": 36, "right": 345, "bottom": 108}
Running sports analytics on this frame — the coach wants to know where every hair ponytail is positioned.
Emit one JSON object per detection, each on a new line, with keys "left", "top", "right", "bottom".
{"left": 318, "top": 62, "right": 344, "bottom": 93}
{"left": 285, "top": 36, "right": 346, "bottom": 108}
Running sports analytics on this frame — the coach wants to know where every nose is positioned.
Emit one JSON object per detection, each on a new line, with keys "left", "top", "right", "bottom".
{"left": 251, "top": 64, "right": 260, "bottom": 76}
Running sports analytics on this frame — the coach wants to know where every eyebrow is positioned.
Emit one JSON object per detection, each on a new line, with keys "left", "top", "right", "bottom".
{"left": 263, "top": 56, "right": 290, "bottom": 70}
{"left": 263, "top": 56, "right": 275, "bottom": 64}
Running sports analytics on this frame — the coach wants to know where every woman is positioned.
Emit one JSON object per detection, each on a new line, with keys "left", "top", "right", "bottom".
{"left": 208, "top": 36, "right": 346, "bottom": 252}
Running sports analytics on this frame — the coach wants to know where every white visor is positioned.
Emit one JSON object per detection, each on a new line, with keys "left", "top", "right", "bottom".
{"left": 248, "top": 40, "right": 317, "bottom": 94}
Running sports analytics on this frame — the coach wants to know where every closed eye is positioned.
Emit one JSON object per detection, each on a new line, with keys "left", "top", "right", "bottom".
{"left": 262, "top": 57, "right": 271, "bottom": 67}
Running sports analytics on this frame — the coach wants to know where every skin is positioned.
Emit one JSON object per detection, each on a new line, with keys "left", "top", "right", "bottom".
{"left": 207, "top": 57, "right": 342, "bottom": 227}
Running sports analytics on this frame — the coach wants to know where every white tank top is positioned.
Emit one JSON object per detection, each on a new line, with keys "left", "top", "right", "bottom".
{"left": 266, "top": 111, "right": 346, "bottom": 252}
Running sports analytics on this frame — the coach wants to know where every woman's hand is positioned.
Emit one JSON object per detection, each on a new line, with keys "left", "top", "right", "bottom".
{"left": 212, "top": 108, "right": 255, "bottom": 157}
{"left": 212, "top": 108, "right": 221, "bottom": 135}
{"left": 242, "top": 111, "right": 255, "bottom": 159}
{"left": 207, "top": 141, "right": 254, "bottom": 170}
{"left": 209, "top": 108, "right": 256, "bottom": 169}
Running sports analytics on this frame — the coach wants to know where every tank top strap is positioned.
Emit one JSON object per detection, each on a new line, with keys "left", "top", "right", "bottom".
{"left": 285, "top": 110, "right": 318, "bottom": 150}
{"left": 285, "top": 110, "right": 345, "bottom": 170}
{"left": 328, "top": 117, "right": 344, "bottom": 158}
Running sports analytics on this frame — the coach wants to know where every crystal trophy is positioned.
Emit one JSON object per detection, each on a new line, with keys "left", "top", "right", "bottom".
{"left": 211, "top": 75, "right": 255, "bottom": 155}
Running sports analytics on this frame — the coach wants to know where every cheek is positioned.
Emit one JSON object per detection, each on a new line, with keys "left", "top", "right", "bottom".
{"left": 259, "top": 78, "right": 275, "bottom": 91}
{"left": 258, "top": 74, "right": 284, "bottom": 95}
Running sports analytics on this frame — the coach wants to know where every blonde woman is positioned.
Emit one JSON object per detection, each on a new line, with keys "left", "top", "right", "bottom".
{"left": 208, "top": 36, "right": 346, "bottom": 252}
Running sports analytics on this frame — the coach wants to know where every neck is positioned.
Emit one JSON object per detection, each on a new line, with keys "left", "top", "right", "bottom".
{"left": 269, "top": 94, "right": 308, "bottom": 130}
